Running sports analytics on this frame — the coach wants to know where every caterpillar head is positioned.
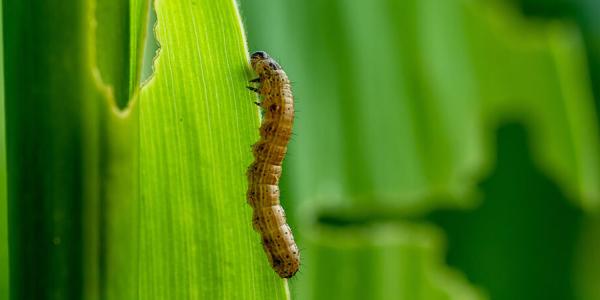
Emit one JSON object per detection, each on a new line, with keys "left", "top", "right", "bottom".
{"left": 251, "top": 51, "right": 282, "bottom": 76}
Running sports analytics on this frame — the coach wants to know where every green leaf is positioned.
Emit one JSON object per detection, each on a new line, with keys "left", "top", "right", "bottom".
{"left": 135, "top": 0, "right": 288, "bottom": 298}
{"left": 242, "top": 0, "right": 600, "bottom": 299}
{"left": 3, "top": 0, "right": 287, "bottom": 298}
{"left": 298, "top": 223, "right": 484, "bottom": 300}
{"left": 4, "top": 1, "right": 102, "bottom": 297}
{"left": 0, "top": 1, "right": 8, "bottom": 298}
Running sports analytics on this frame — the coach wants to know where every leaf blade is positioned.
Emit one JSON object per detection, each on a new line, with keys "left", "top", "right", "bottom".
{"left": 137, "top": 0, "right": 288, "bottom": 298}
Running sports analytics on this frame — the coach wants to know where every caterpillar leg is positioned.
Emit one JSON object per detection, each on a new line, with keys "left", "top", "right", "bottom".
{"left": 247, "top": 86, "right": 259, "bottom": 93}
{"left": 249, "top": 77, "right": 260, "bottom": 83}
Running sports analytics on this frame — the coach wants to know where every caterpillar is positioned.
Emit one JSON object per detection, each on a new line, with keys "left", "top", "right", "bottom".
{"left": 246, "top": 51, "right": 300, "bottom": 278}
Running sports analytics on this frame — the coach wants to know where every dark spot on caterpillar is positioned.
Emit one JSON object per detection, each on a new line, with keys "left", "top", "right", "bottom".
{"left": 262, "top": 124, "right": 274, "bottom": 133}
{"left": 269, "top": 62, "right": 280, "bottom": 70}
{"left": 255, "top": 143, "right": 265, "bottom": 153}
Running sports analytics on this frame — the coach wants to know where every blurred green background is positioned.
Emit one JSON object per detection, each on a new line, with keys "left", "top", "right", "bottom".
{"left": 241, "top": 0, "right": 600, "bottom": 299}
{"left": 1, "top": 0, "right": 599, "bottom": 299}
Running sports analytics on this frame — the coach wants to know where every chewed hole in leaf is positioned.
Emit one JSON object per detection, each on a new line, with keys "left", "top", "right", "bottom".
{"left": 140, "top": 1, "right": 160, "bottom": 86}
